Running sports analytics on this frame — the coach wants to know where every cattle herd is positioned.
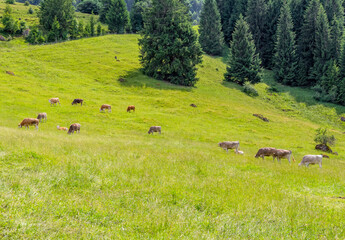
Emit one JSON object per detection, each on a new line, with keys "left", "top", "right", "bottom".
{"left": 18, "top": 98, "right": 329, "bottom": 168}
{"left": 218, "top": 141, "right": 330, "bottom": 168}
{"left": 18, "top": 98, "right": 145, "bottom": 135}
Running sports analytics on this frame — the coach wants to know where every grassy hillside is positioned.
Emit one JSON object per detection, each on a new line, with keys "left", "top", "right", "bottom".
{"left": 0, "top": 0, "right": 105, "bottom": 32}
{"left": 0, "top": 35, "right": 345, "bottom": 238}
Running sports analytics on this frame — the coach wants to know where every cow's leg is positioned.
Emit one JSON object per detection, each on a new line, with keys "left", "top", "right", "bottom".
{"left": 288, "top": 155, "right": 291, "bottom": 163}
{"left": 35, "top": 124, "right": 38, "bottom": 130}
{"left": 319, "top": 162, "right": 322, "bottom": 168}
{"left": 262, "top": 156, "right": 264, "bottom": 160}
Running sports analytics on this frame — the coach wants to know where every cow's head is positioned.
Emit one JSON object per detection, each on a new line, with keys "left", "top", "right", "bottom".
{"left": 18, "top": 123, "right": 22, "bottom": 128}
{"left": 321, "top": 154, "right": 330, "bottom": 158}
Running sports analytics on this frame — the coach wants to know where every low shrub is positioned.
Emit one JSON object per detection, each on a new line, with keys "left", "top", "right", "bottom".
{"left": 243, "top": 82, "right": 258, "bottom": 97}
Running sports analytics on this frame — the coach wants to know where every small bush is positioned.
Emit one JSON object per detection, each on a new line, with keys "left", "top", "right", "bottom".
{"left": 24, "top": 1, "right": 29, "bottom": 6}
{"left": 267, "top": 86, "right": 280, "bottom": 93}
{"left": 314, "top": 128, "right": 335, "bottom": 146}
{"left": 28, "top": 7, "right": 34, "bottom": 14}
{"left": 243, "top": 82, "right": 259, "bottom": 97}
{"left": 5, "top": 0, "right": 15, "bottom": 4}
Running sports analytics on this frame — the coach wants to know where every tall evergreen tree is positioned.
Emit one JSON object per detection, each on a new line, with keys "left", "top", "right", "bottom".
{"left": 199, "top": 0, "right": 223, "bottom": 55}
{"left": 139, "top": 0, "right": 203, "bottom": 86}
{"left": 265, "top": 0, "right": 284, "bottom": 68}
{"left": 273, "top": 1, "right": 298, "bottom": 85}
{"left": 90, "top": 15, "right": 95, "bottom": 36}
{"left": 297, "top": 0, "right": 321, "bottom": 85}
{"left": 130, "top": 0, "right": 150, "bottom": 33}
{"left": 38, "top": 0, "right": 75, "bottom": 39}
{"left": 246, "top": 0, "right": 269, "bottom": 67}
{"left": 290, "top": 0, "right": 309, "bottom": 42}
{"left": 322, "top": 0, "right": 344, "bottom": 22}
{"left": 337, "top": 42, "right": 345, "bottom": 103}
{"left": 310, "top": 5, "right": 331, "bottom": 84}
{"left": 330, "top": 15, "right": 344, "bottom": 61}
{"left": 106, "top": 0, "right": 129, "bottom": 33}
{"left": 227, "top": 0, "right": 248, "bottom": 43}
{"left": 216, "top": 0, "right": 235, "bottom": 44}
{"left": 224, "top": 15, "right": 262, "bottom": 85}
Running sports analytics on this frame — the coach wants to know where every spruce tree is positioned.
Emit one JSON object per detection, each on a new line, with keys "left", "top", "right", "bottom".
{"left": 106, "top": 0, "right": 129, "bottom": 33}
{"left": 38, "top": 0, "right": 75, "bottom": 39}
{"left": 130, "top": 0, "right": 150, "bottom": 33}
{"left": 291, "top": 0, "right": 309, "bottom": 39}
{"left": 337, "top": 42, "right": 345, "bottom": 103}
{"left": 310, "top": 5, "right": 331, "bottom": 84}
{"left": 330, "top": 16, "right": 343, "bottom": 61}
{"left": 227, "top": 0, "right": 248, "bottom": 43}
{"left": 90, "top": 15, "right": 95, "bottom": 36}
{"left": 265, "top": 0, "right": 283, "bottom": 68}
{"left": 297, "top": 0, "right": 321, "bottom": 85}
{"left": 199, "top": 0, "right": 223, "bottom": 55}
{"left": 246, "top": 0, "right": 268, "bottom": 67}
{"left": 216, "top": 0, "right": 235, "bottom": 44}
{"left": 273, "top": 1, "right": 298, "bottom": 85}
{"left": 224, "top": 15, "right": 262, "bottom": 85}
{"left": 139, "top": 0, "right": 203, "bottom": 86}
{"left": 322, "top": 0, "right": 344, "bottom": 22}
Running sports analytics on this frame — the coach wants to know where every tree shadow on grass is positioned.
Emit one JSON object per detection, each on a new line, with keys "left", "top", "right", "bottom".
{"left": 118, "top": 69, "right": 193, "bottom": 92}
{"left": 261, "top": 70, "right": 345, "bottom": 116}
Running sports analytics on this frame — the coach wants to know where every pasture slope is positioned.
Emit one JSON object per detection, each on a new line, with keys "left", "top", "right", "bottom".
{"left": 0, "top": 35, "right": 345, "bottom": 239}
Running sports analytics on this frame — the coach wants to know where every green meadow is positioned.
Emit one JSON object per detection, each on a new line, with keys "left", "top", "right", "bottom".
{"left": 1, "top": 33, "right": 345, "bottom": 238}
{"left": 0, "top": 0, "right": 105, "bottom": 32}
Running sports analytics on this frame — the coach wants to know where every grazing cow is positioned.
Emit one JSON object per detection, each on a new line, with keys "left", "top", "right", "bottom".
{"left": 255, "top": 147, "right": 277, "bottom": 160}
{"left": 273, "top": 149, "right": 295, "bottom": 163}
{"left": 299, "top": 154, "right": 329, "bottom": 168}
{"left": 18, "top": 118, "right": 39, "bottom": 129}
{"left": 72, "top": 99, "right": 83, "bottom": 106}
{"left": 127, "top": 105, "right": 135, "bottom": 112}
{"left": 68, "top": 123, "right": 81, "bottom": 134}
{"left": 37, "top": 112, "right": 47, "bottom": 122}
{"left": 57, "top": 125, "right": 68, "bottom": 131}
{"left": 218, "top": 141, "right": 240, "bottom": 153}
{"left": 148, "top": 126, "right": 161, "bottom": 135}
{"left": 49, "top": 98, "right": 60, "bottom": 106}
{"left": 100, "top": 104, "right": 112, "bottom": 112}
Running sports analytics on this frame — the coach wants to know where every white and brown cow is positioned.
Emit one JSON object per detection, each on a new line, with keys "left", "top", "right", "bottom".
{"left": 49, "top": 98, "right": 60, "bottom": 106}
{"left": 273, "top": 149, "right": 295, "bottom": 163}
{"left": 218, "top": 141, "right": 240, "bottom": 153}
{"left": 18, "top": 118, "right": 39, "bottom": 129}
{"left": 57, "top": 125, "right": 68, "bottom": 131}
{"left": 100, "top": 104, "right": 112, "bottom": 112}
{"left": 37, "top": 112, "right": 47, "bottom": 122}
{"left": 68, "top": 123, "right": 81, "bottom": 134}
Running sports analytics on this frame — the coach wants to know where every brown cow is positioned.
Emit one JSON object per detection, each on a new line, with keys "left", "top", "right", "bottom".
{"left": 37, "top": 112, "right": 47, "bottom": 122}
{"left": 49, "top": 98, "right": 60, "bottom": 106}
{"left": 68, "top": 123, "right": 81, "bottom": 134}
{"left": 57, "top": 125, "right": 68, "bottom": 131}
{"left": 273, "top": 149, "right": 295, "bottom": 163}
{"left": 148, "top": 126, "right": 161, "bottom": 134}
{"left": 100, "top": 104, "right": 112, "bottom": 112}
{"left": 255, "top": 147, "right": 277, "bottom": 160}
{"left": 72, "top": 99, "right": 83, "bottom": 106}
{"left": 127, "top": 105, "right": 135, "bottom": 112}
{"left": 18, "top": 118, "right": 39, "bottom": 129}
